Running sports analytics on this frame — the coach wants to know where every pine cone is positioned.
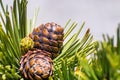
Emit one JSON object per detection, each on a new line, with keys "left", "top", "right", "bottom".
{"left": 19, "top": 49, "right": 53, "bottom": 80}
{"left": 29, "top": 22, "right": 64, "bottom": 59}
{"left": 20, "top": 37, "right": 34, "bottom": 55}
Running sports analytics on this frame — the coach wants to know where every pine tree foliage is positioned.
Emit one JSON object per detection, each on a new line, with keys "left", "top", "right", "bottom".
{"left": 92, "top": 26, "right": 120, "bottom": 80}
{"left": 53, "top": 20, "right": 97, "bottom": 80}
{"left": 78, "top": 25, "right": 120, "bottom": 80}
{"left": 0, "top": 0, "right": 97, "bottom": 79}
{"left": 0, "top": 0, "right": 120, "bottom": 80}
{"left": 0, "top": 0, "right": 27, "bottom": 79}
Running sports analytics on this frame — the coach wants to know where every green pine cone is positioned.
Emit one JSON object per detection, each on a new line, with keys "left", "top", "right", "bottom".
{"left": 20, "top": 37, "right": 34, "bottom": 55}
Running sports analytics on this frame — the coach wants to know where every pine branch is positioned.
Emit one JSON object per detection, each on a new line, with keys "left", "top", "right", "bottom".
{"left": 0, "top": 0, "right": 28, "bottom": 79}
{"left": 53, "top": 21, "right": 97, "bottom": 80}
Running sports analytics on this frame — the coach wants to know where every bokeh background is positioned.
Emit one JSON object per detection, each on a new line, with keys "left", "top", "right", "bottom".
{"left": 2, "top": 0, "right": 120, "bottom": 41}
